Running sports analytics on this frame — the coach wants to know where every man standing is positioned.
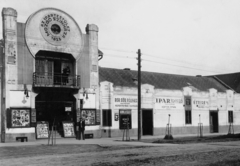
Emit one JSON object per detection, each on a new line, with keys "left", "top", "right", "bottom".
{"left": 62, "top": 66, "right": 70, "bottom": 85}
{"left": 78, "top": 118, "right": 85, "bottom": 140}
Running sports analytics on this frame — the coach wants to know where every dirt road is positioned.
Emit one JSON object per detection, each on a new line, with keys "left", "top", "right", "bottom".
{"left": 1, "top": 141, "right": 240, "bottom": 166}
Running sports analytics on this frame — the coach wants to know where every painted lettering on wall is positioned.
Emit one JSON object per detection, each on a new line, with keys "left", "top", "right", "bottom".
{"left": 155, "top": 97, "right": 184, "bottom": 109}
{"left": 192, "top": 99, "right": 209, "bottom": 109}
{"left": 39, "top": 13, "right": 71, "bottom": 45}
{"left": 114, "top": 96, "right": 137, "bottom": 109}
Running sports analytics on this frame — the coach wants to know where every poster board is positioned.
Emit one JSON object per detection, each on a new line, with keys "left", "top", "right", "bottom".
{"left": 81, "top": 109, "right": 96, "bottom": 125}
{"left": 62, "top": 121, "right": 75, "bottom": 137}
{"left": 36, "top": 121, "right": 49, "bottom": 139}
{"left": 11, "top": 108, "right": 31, "bottom": 127}
{"left": 119, "top": 109, "right": 132, "bottom": 130}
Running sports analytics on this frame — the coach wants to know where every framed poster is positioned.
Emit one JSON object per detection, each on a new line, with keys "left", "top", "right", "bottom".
{"left": 81, "top": 109, "right": 96, "bottom": 125}
{"left": 119, "top": 109, "right": 132, "bottom": 130}
{"left": 62, "top": 121, "right": 75, "bottom": 137}
{"left": 36, "top": 121, "right": 49, "bottom": 139}
{"left": 11, "top": 108, "right": 30, "bottom": 127}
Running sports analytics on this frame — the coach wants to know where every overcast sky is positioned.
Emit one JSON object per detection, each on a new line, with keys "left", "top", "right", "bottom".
{"left": 2, "top": 0, "right": 240, "bottom": 76}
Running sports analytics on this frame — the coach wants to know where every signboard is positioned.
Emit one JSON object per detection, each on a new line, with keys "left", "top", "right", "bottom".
{"left": 62, "top": 122, "right": 75, "bottom": 137}
{"left": 119, "top": 109, "right": 132, "bottom": 129}
{"left": 82, "top": 109, "right": 96, "bottom": 125}
{"left": 65, "top": 107, "right": 71, "bottom": 112}
{"left": 36, "top": 121, "right": 49, "bottom": 139}
{"left": 192, "top": 99, "right": 209, "bottom": 109}
{"left": 115, "top": 113, "right": 119, "bottom": 121}
{"left": 11, "top": 109, "right": 30, "bottom": 127}
{"left": 96, "top": 109, "right": 100, "bottom": 125}
{"left": 155, "top": 97, "right": 184, "bottom": 109}
{"left": 114, "top": 96, "right": 137, "bottom": 109}
{"left": 31, "top": 109, "right": 36, "bottom": 123}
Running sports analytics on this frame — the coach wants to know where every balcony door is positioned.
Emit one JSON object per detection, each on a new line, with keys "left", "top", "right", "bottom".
{"left": 35, "top": 60, "right": 53, "bottom": 84}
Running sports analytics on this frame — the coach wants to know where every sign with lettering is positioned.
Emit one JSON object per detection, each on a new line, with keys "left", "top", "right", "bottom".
{"left": 114, "top": 96, "right": 137, "bottom": 109}
{"left": 40, "top": 13, "right": 71, "bottom": 45}
{"left": 192, "top": 99, "right": 209, "bottom": 109}
{"left": 119, "top": 109, "right": 132, "bottom": 129}
{"left": 62, "top": 122, "right": 75, "bottom": 137}
{"left": 36, "top": 121, "right": 49, "bottom": 139}
{"left": 155, "top": 97, "right": 184, "bottom": 109}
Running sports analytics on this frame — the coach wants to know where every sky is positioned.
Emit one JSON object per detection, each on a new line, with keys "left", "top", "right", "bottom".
{"left": 1, "top": 0, "right": 240, "bottom": 76}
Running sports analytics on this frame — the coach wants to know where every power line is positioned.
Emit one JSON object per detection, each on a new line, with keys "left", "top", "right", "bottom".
{"left": 142, "top": 59, "right": 222, "bottom": 74}
{"left": 103, "top": 54, "right": 136, "bottom": 59}
{"left": 99, "top": 47, "right": 136, "bottom": 54}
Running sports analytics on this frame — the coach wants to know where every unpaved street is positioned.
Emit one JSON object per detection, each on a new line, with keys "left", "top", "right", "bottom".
{"left": 1, "top": 141, "right": 240, "bottom": 166}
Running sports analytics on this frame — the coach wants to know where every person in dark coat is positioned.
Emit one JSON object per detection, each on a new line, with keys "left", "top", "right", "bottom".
{"left": 62, "top": 66, "right": 70, "bottom": 85}
{"left": 78, "top": 118, "right": 85, "bottom": 140}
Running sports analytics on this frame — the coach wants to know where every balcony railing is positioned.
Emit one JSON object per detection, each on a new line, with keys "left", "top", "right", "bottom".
{"left": 33, "top": 72, "right": 80, "bottom": 88}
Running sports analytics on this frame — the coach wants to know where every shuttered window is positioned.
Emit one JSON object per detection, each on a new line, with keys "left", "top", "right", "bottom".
{"left": 103, "top": 110, "right": 112, "bottom": 127}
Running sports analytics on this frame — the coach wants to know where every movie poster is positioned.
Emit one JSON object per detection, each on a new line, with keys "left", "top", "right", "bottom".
{"left": 36, "top": 122, "right": 49, "bottom": 139}
{"left": 11, "top": 109, "right": 30, "bottom": 127}
{"left": 81, "top": 110, "right": 96, "bottom": 125}
{"left": 62, "top": 122, "right": 75, "bottom": 137}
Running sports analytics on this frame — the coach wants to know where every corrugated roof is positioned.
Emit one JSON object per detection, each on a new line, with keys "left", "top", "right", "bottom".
{"left": 99, "top": 67, "right": 228, "bottom": 92}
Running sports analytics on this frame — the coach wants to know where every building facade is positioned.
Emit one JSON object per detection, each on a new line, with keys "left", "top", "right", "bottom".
{"left": 99, "top": 68, "right": 240, "bottom": 137}
{"left": 0, "top": 7, "right": 100, "bottom": 142}
{"left": 1, "top": 7, "right": 240, "bottom": 143}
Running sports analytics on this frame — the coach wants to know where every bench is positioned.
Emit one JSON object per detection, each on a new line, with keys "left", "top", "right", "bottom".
{"left": 16, "top": 137, "right": 28, "bottom": 142}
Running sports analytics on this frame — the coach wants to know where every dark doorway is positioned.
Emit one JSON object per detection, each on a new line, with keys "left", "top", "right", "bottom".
{"left": 142, "top": 110, "right": 153, "bottom": 135}
{"left": 35, "top": 89, "right": 76, "bottom": 137}
{"left": 210, "top": 111, "right": 219, "bottom": 133}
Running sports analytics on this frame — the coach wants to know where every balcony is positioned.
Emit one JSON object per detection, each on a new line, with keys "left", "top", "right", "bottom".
{"left": 33, "top": 72, "right": 80, "bottom": 88}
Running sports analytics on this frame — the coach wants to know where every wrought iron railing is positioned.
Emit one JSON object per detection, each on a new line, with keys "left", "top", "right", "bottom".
{"left": 33, "top": 72, "right": 80, "bottom": 87}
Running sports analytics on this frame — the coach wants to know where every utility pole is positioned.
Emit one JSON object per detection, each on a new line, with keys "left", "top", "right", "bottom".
{"left": 137, "top": 49, "right": 141, "bottom": 141}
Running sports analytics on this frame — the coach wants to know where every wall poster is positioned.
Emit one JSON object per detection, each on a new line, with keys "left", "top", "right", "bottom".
{"left": 36, "top": 121, "right": 49, "bottom": 139}
{"left": 62, "top": 122, "right": 75, "bottom": 137}
{"left": 11, "top": 109, "right": 30, "bottom": 127}
{"left": 81, "top": 109, "right": 96, "bottom": 125}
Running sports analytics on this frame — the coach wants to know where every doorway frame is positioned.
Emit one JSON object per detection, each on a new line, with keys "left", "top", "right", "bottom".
{"left": 142, "top": 109, "right": 154, "bottom": 136}
{"left": 209, "top": 110, "right": 219, "bottom": 133}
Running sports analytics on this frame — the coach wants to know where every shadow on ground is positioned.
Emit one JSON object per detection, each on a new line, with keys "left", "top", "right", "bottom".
{"left": 139, "top": 133, "right": 240, "bottom": 144}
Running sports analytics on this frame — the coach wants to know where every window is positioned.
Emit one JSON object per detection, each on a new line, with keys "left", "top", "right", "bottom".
{"left": 185, "top": 110, "right": 192, "bottom": 124}
{"left": 102, "top": 109, "right": 112, "bottom": 126}
{"left": 228, "top": 111, "right": 233, "bottom": 123}
{"left": 184, "top": 96, "right": 192, "bottom": 125}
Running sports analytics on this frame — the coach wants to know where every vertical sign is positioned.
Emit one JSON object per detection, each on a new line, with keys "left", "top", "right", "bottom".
{"left": 96, "top": 109, "right": 100, "bottom": 125}
{"left": 62, "top": 122, "right": 75, "bottom": 137}
{"left": 119, "top": 109, "right": 132, "bottom": 129}
{"left": 36, "top": 121, "right": 49, "bottom": 139}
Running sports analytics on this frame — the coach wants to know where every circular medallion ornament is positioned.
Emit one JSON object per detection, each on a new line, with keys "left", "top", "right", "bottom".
{"left": 40, "top": 13, "right": 71, "bottom": 45}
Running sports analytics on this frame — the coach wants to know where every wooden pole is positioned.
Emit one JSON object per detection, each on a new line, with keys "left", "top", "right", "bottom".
{"left": 137, "top": 49, "right": 141, "bottom": 141}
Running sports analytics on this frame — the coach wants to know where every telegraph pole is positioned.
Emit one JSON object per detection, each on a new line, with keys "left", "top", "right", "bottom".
{"left": 137, "top": 49, "right": 141, "bottom": 141}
